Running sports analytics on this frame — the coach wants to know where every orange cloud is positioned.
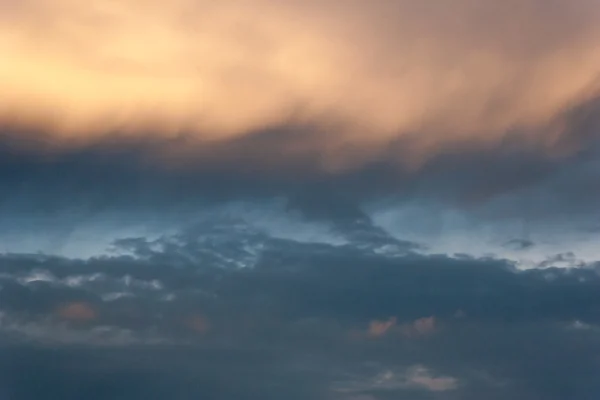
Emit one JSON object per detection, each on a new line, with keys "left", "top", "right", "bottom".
{"left": 184, "top": 314, "right": 211, "bottom": 334}
{"left": 56, "top": 302, "right": 97, "bottom": 321}
{"left": 364, "top": 316, "right": 437, "bottom": 339}
{"left": 367, "top": 317, "right": 397, "bottom": 338}
{"left": 1, "top": 0, "right": 600, "bottom": 168}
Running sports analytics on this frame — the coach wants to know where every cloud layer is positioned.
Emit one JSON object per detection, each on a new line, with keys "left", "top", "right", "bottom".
{"left": 2, "top": 221, "right": 600, "bottom": 399}
{"left": 2, "top": 0, "right": 600, "bottom": 169}
{"left": 3, "top": 2, "right": 600, "bottom": 398}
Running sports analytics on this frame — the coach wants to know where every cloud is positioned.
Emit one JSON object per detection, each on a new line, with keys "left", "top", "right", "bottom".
{"left": 332, "top": 365, "right": 459, "bottom": 394}
{"left": 1, "top": 222, "right": 600, "bottom": 398}
{"left": 184, "top": 314, "right": 211, "bottom": 334}
{"left": 399, "top": 316, "right": 437, "bottom": 338}
{"left": 1, "top": 0, "right": 600, "bottom": 171}
{"left": 55, "top": 302, "right": 96, "bottom": 321}
{"left": 0, "top": 312, "right": 164, "bottom": 346}
{"left": 367, "top": 317, "right": 397, "bottom": 338}
{"left": 405, "top": 365, "right": 458, "bottom": 392}
{"left": 1, "top": 1, "right": 600, "bottom": 280}
{"left": 504, "top": 239, "right": 535, "bottom": 251}
{"left": 365, "top": 316, "right": 437, "bottom": 339}
{"left": 2, "top": 2, "right": 600, "bottom": 397}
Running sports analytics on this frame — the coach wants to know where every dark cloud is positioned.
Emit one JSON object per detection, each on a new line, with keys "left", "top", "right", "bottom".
{"left": 1, "top": 223, "right": 600, "bottom": 398}
{"left": 2, "top": 0, "right": 600, "bottom": 397}
{"left": 2, "top": 93, "right": 600, "bottom": 227}
{"left": 503, "top": 239, "right": 535, "bottom": 251}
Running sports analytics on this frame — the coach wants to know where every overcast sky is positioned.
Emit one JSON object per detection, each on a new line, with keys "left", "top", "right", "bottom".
{"left": 2, "top": 0, "right": 600, "bottom": 399}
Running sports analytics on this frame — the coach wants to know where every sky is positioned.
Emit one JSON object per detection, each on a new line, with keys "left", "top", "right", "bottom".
{"left": 1, "top": 0, "right": 600, "bottom": 399}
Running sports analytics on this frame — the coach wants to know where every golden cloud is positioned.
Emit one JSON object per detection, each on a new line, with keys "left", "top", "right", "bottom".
{"left": 2, "top": 0, "right": 600, "bottom": 168}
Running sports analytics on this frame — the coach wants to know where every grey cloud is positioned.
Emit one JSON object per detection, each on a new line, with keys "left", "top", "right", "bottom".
{"left": 2, "top": 1, "right": 600, "bottom": 398}
{"left": 0, "top": 83, "right": 599, "bottom": 400}
{"left": 2, "top": 114, "right": 600, "bottom": 239}
{"left": 0, "top": 92, "right": 600, "bottom": 258}
{"left": 503, "top": 239, "right": 535, "bottom": 251}
{"left": 3, "top": 221, "right": 600, "bottom": 329}
{"left": 0, "top": 345, "right": 328, "bottom": 400}
{"left": 1, "top": 221, "right": 600, "bottom": 398}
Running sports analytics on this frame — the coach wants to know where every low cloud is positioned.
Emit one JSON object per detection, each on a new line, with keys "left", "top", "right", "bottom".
{"left": 405, "top": 365, "right": 459, "bottom": 392}
{"left": 184, "top": 314, "right": 211, "bottom": 335}
{"left": 367, "top": 317, "right": 397, "bottom": 338}
{"left": 55, "top": 302, "right": 96, "bottom": 321}
{"left": 399, "top": 316, "right": 437, "bottom": 338}
{"left": 0, "top": 221, "right": 599, "bottom": 398}
{"left": 332, "top": 365, "right": 458, "bottom": 395}
{"left": 365, "top": 316, "right": 437, "bottom": 339}
{"left": 2, "top": 2, "right": 600, "bottom": 398}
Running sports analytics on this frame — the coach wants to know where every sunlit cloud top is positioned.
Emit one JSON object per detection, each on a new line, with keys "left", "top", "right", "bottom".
{"left": 2, "top": 0, "right": 600, "bottom": 167}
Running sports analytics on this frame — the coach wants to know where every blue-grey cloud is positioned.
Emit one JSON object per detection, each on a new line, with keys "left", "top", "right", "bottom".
{"left": 1, "top": 222, "right": 600, "bottom": 399}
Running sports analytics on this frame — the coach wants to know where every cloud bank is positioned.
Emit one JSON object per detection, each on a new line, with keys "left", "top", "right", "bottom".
{"left": 2, "top": 0, "right": 600, "bottom": 169}
{"left": 2, "top": 222, "right": 600, "bottom": 399}
{"left": 2, "top": 2, "right": 600, "bottom": 398}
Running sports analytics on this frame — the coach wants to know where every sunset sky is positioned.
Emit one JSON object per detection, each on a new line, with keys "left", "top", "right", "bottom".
{"left": 1, "top": 0, "right": 600, "bottom": 399}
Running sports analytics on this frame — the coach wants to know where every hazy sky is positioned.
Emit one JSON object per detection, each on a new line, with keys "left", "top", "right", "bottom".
{"left": 1, "top": 1, "right": 600, "bottom": 399}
